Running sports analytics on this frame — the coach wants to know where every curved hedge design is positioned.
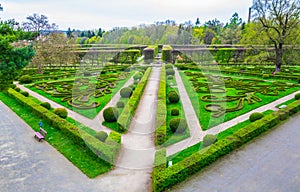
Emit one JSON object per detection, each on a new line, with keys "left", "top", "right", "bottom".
{"left": 32, "top": 71, "right": 130, "bottom": 109}
{"left": 184, "top": 72, "right": 298, "bottom": 118}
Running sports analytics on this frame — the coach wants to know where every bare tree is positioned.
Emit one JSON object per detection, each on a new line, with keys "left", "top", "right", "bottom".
{"left": 22, "top": 13, "right": 58, "bottom": 33}
{"left": 252, "top": 0, "right": 300, "bottom": 71}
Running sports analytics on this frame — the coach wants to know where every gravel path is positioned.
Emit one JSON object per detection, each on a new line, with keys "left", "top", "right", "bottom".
{"left": 170, "top": 113, "right": 300, "bottom": 192}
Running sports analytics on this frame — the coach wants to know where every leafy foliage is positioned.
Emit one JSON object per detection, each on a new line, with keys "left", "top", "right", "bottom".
{"left": 0, "top": 21, "right": 35, "bottom": 91}
{"left": 103, "top": 107, "right": 119, "bottom": 122}
{"left": 53, "top": 108, "right": 68, "bottom": 119}
{"left": 169, "top": 118, "right": 187, "bottom": 134}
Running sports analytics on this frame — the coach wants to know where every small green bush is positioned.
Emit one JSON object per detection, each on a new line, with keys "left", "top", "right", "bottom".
{"left": 167, "top": 75, "right": 174, "bottom": 80}
{"left": 169, "top": 118, "right": 187, "bottom": 134}
{"left": 103, "top": 107, "right": 119, "bottom": 122}
{"left": 133, "top": 72, "right": 143, "bottom": 80}
{"left": 95, "top": 131, "right": 108, "bottom": 142}
{"left": 168, "top": 91, "right": 180, "bottom": 103}
{"left": 166, "top": 68, "right": 175, "bottom": 76}
{"left": 295, "top": 93, "right": 300, "bottom": 100}
{"left": 249, "top": 112, "right": 264, "bottom": 122}
{"left": 165, "top": 64, "right": 173, "bottom": 69}
{"left": 40, "top": 102, "right": 51, "bottom": 110}
{"left": 171, "top": 108, "right": 180, "bottom": 116}
{"left": 128, "top": 84, "right": 136, "bottom": 90}
{"left": 53, "top": 108, "right": 68, "bottom": 119}
{"left": 117, "top": 101, "right": 125, "bottom": 108}
{"left": 20, "top": 91, "right": 29, "bottom": 97}
{"left": 203, "top": 134, "right": 217, "bottom": 147}
{"left": 19, "top": 75, "right": 33, "bottom": 84}
{"left": 120, "top": 87, "right": 133, "bottom": 98}
{"left": 14, "top": 87, "right": 20, "bottom": 92}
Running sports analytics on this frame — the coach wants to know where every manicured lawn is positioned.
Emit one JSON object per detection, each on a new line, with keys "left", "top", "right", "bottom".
{"left": 180, "top": 70, "right": 300, "bottom": 130}
{"left": 162, "top": 73, "right": 190, "bottom": 147}
{"left": 26, "top": 70, "right": 134, "bottom": 119}
{"left": 167, "top": 110, "right": 274, "bottom": 165}
{"left": 0, "top": 92, "right": 112, "bottom": 178}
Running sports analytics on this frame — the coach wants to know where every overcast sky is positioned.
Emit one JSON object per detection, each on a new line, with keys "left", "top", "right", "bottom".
{"left": 1, "top": 0, "right": 252, "bottom": 31}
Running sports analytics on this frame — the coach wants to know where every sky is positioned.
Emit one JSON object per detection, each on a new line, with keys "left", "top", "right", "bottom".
{"left": 0, "top": 0, "right": 253, "bottom": 31}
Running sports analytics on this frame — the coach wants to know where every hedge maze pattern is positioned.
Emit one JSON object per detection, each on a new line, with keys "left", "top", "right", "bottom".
{"left": 33, "top": 72, "right": 130, "bottom": 109}
{"left": 184, "top": 71, "right": 298, "bottom": 118}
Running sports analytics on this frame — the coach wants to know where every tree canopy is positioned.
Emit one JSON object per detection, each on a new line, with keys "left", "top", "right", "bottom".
{"left": 0, "top": 20, "right": 35, "bottom": 91}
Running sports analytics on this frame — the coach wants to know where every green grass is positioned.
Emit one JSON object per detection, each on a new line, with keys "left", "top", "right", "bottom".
{"left": 276, "top": 98, "right": 296, "bottom": 108}
{"left": 162, "top": 75, "right": 190, "bottom": 147}
{"left": 167, "top": 110, "right": 274, "bottom": 165}
{"left": 26, "top": 71, "right": 134, "bottom": 119}
{"left": 0, "top": 92, "right": 112, "bottom": 178}
{"left": 180, "top": 70, "right": 300, "bottom": 130}
{"left": 102, "top": 97, "right": 129, "bottom": 133}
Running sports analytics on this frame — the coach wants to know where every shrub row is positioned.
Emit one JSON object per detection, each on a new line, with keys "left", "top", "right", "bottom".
{"left": 153, "top": 99, "right": 300, "bottom": 191}
{"left": 117, "top": 68, "right": 152, "bottom": 131}
{"left": 7, "top": 88, "right": 121, "bottom": 164}
{"left": 155, "top": 66, "right": 167, "bottom": 146}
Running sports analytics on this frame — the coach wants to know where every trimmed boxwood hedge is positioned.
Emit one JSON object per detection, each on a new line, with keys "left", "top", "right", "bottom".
{"left": 153, "top": 99, "right": 300, "bottom": 191}
{"left": 117, "top": 68, "right": 152, "bottom": 131}
{"left": 40, "top": 102, "right": 51, "bottom": 110}
{"left": 155, "top": 66, "right": 167, "bottom": 146}
{"left": 249, "top": 112, "right": 264, "bottom": 122}
{"left": 7, "top": 88, "right": 121, "bottom": 164}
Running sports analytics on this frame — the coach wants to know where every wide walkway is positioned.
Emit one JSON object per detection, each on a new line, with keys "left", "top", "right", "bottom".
{"left": 99, "top": 67, "right": 160, "bottom": 191}
{"left": 0, "top": 101, "right": 104, "bottom": 192}
{"left": 171, "top": 113, "right": 300, "bottom": 192}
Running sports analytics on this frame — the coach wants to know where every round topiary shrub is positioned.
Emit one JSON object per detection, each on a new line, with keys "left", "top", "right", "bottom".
{"left": 117, "top": 101, "right": 125, "bottom": 108}
{"left": 168, "top": 91, "right": 180, "bottom": 103}
{"left": 95, "top": 131, "right": 108, "bottom": 142}
{"left": 167, "top": 75, "right": 174, "bottom": 80}
{"left": 120, "top": 87, "right": 133, "bottom": 98}
{"left": 169, "top": 118, "right": 187, "bottom": 134}
{"left": 165, "top": 64, "right": 173, "bottom": 69}
{"left": 128, "top": 84, "right": 135, "bottom": 90}
{"left": 53, "top": 108, "right": 68, "bottom": 119}
{"left": 133, "top": 72, "right": 143, "bottom": 80}
{"left": 166, "top": 68, "right": 175, "bottom": 76}
{"left": 249, "top": 112, "right": 264, "bottom": 122}
{"left": 20, "top": 91, "right": 29, "bottom": 97}
{"left": 19, "top": 75, "right": 33, "bottom": 84}
{"left": 103, "top": 107, "right": 119, "bottom": 122}
{"left": 171, "top": 108, "right": 180, "bottom": 116}
{"left": 203, "top": 134, "right": 217, "bottom": 147}
{"left": 14, "top": 87, "right": 20, "bottom": 92}
{"left": 40, "top": 102, "right": 51, "bottom": 110}
{"left": 295, "top": 93, "right": 300, "bottom": 100}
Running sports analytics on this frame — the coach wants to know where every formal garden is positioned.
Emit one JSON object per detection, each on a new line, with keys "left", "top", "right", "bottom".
{"left": 1, "top": 1, "right": 300, "bottom": 191}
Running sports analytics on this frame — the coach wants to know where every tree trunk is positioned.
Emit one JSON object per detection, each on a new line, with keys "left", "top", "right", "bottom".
{"left": 275, "top": 43, "right": 283, "bottom": 72}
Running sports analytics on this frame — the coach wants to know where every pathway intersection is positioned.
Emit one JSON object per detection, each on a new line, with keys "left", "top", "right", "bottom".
{"left": 11, "top": 64, "right": 300, "bottom": 191}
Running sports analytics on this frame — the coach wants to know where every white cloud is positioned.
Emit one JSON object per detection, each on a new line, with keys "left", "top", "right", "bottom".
{"left": 1, "top": 0, "right": 252, "bottom": 30}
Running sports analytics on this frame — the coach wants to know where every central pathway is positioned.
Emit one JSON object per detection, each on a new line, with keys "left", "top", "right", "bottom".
{"left": 97, "top": 66, "right": 160, "bottom": 191}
